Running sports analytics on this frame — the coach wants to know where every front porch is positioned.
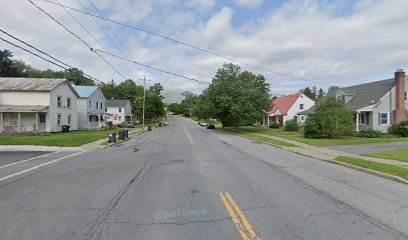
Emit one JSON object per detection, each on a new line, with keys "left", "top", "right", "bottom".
{"left": 0, "top": 105, "right": 49, "bottom": 134}
{"left": 264, "top": 115, "right": 284, "bottom": 127}
{"left": 354, "top": 111, "right": 373, "bottom": 132}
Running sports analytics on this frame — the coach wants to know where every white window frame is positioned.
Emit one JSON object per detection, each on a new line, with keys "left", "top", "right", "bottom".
{"left": 300, "top": 115, "right": 305, "bottom": 121}
{"left": 39, "top": 114, "right": 46, "bottom": 123}
{"left": 300, "top": 104, "right": 304, "bottom": 110}
{"left": 380, "top": 112, "right": 389, "bottom": 125}
{"left": 360, "top": 112, "right": 367, "bottom": 125}
{"left": 96, "top": 102, "right": 99, "bottom": 109}
{"left": 67, "top": 97, "right": 71, "bottom": 109}
{"left": 57, "top": 114, "right": 62, "bottom": 126}
{"left": 89, "top": 100, "right": 92, "bottom": 109}
{"left": 57, "top": 96, "right": 62, "bottom": 108}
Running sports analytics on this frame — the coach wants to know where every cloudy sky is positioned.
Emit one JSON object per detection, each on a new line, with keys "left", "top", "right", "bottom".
{"left": 1, "top": 0, "right": 407, "bottom": 102}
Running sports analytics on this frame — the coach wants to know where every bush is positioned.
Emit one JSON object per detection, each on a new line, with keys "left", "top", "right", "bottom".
{"left": 357, "top": 129, "right": 383, "bottom": 138}
{"left": 253, "top": 122, "right": 261, "bottom": 127}
{"left": 303, "top": 116, "right": 322, "bottom": 139}
{"left": 269, "top": 122, "right": 280, "bottom": 129}
{"left": 284, "top": 119, "right": 300, "bottom": 131}
{"left": 389, "top": 120, "right": 408, "bottom": 137}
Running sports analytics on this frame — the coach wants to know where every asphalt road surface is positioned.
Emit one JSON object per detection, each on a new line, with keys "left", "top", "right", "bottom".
{"left": 0, "top": 115, "right": 407, "bottom": 240}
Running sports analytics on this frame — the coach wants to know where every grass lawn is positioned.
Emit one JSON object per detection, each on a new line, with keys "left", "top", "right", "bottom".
{"left": 236, "top": 126, "right": 408, "bottom": 147}
{"left": 223, "top": 128, "right": 298, "bottom": 148}
{"left": 335, "top": 156, "right": 408, "bottom": 181}
{"left": 365, "top": 148, "right": 408, "bottom": 163}
{"left": 0, "top": 127, "right": 141, "bottom": 147}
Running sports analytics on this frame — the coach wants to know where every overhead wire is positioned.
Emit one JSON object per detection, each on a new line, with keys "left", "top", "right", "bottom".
{"left": 27, "top": 0, "right": 127, "bottom": 80}
{"left": 37, "top": 0, "right": 307, "bottom": 81}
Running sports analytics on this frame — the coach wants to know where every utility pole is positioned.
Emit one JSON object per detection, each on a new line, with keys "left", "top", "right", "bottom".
{"left": 139, "top": 76, "right": 151, "bottom": 130}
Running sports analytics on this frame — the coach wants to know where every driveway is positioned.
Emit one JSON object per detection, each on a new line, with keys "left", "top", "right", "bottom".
{"left": 326, "top": 141, "right": 408, "bottom": 154}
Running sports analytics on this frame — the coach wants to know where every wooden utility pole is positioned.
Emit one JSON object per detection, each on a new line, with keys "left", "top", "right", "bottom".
{"left": 139, "top": 76, "right": 151, "bottom": 130}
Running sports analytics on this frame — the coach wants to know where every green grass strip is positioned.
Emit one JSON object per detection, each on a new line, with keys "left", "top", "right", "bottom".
{"left": 365, "top": 148, "right": 408, "bottom": 163}
{"left": 335, "top": 156, "right": 408, "bottom": 180}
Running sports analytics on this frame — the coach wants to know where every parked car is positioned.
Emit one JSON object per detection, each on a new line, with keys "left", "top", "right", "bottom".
{"left": 117, "top": 121, "right": 135, "bottom": 128}
{"left": 206, "top": 123, "right": 215, "bottom": 129}
{"left": 199, "top": 122, "right": 208, "bottom": 127}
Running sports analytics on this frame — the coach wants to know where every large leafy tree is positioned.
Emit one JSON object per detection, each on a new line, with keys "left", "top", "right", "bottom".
{"left": 64, "top": 68, "right": 95, "bottom": 86}
{"left": 204, "top": 63, "right": 271, "bottom": 128}
{"left": 180, "top": 91, "right": 199, "bottom": 117}
{"left": 134, "top": 93, "right": 165, "bottom": 123}
{"left": 149, "top": 83, "right": 164, "bottom": 98}
{"left": 167, "top": 103, "right": 182, "bottom": 114}
{"left": 0, "top": 49, "right": 22, "bottom": 77}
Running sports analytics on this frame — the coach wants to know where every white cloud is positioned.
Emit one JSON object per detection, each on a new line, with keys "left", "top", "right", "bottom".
{"left": 234, "top": 0, "right": 264, "bottom": 8}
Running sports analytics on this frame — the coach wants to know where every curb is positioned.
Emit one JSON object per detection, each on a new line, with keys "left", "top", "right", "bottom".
{"left": 103, "top": 129, "right": 148, "bottom": 148}
{"left": 224, "top": 130, "right": 408, "bottom": 186}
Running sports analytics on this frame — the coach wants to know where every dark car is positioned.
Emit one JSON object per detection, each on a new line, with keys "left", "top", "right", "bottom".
{"left": 206, "top": 123, "right": 215, "bottom": 129}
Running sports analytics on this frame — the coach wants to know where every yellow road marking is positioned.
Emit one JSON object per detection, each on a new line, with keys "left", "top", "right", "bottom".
{"left": 219, "top": 193, "right": 249, "bottom": 240}
{"left": 182, "top": 125, "right": 195, "bottom": 144}
{"left": 225, "top": 192, "right": 261, "bottom": 240}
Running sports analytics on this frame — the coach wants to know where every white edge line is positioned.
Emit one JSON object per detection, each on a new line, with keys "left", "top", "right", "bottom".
{"left": 0, "top": 150, "right": 88, "bottom": 182}
{"left": 0, "top": 151, "right": 61, "bottom": 170}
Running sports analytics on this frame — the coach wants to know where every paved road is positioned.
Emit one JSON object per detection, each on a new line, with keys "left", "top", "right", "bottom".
{"left": 0, "top": 151, "right": 51, "bottom": 167}
{"left": 0, "top": 116, "right": 407, "bottom": 240}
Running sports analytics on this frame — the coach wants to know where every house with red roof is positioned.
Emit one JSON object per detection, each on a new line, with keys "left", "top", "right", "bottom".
{"left": 266, "top": 93, "right": 315, "bottom": 127}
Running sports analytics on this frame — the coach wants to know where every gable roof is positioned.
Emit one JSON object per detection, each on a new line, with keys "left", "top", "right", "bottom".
{"left": 336, "top": 78, "right": 395, "bottom": 111}
{"left": 106, "top": 100, "right": 131, "bottom": 107}
{"left": 73, "top": 86, "right": 98, "bottom": 98}
{"left": 0, "top": 77, "right": 66, "bottom": 91}
{"left": 298, "top": 78, "right": 397, "bottom": 115}
{"left": 268, "top": 93, "right": 301, "bottom": 115}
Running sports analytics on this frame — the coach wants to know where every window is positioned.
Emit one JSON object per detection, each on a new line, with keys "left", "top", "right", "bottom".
{"left": 380, "top": 113, "right": 389, "bottom": 125}
{"left": 300, "top": 104, "right": 304, "bottom": 110}
{"left": 96, "top": 102, "right": 99, "bottom": 109}
{"left": 105, "top": 108, "right": 107, "bottom": 112}
{"left": 360, "top": 112, "right": 370, "bottom": 125}
{"left": 118, "top": 116, "right": 122, "bottom": 121}
{"left": 119, "top": 108, "right": 122, "bottom": 112}
{"left": 100, "top": 103, "right": 103, "bottom": 110}
{"left": 300, "top": 115, "right": 305, "bottom": 121}
{"left": 67, "top": 97, "right": 71, "bottom": 109}
{"left": 57, "top": 114, "right": 62, "bottom": 126}
{"left": 39, "top": 114, "right": 46, "bottom": 123}
{"left": 89, "top": 100, "right": 92, "bottom": 109}
{"left": 57, "top": 96, "right": 62, "bottom": 108}
{"left": 294, "top": 116, "right": 298, "bottom": 122}
{"left": 68, "top": 115, "right": 71, "bottom": 125}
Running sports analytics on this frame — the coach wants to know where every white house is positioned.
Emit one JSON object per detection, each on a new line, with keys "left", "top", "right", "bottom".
{"left": 105, "top": 100, "right": 133, "bottom": 125}
{"left": 0, "top": 78, "right": 79, "bottom": 133}
{"left": 299, "top": 69, "right": 408, "bottom": 133}
{"left": 266, "top": 93, "right": 315, "bottom": 127}
{"left": 73, "top": 85, "right": 108, "bottom": 130}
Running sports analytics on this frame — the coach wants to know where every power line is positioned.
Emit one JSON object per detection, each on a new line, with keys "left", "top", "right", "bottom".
{"left": 27, "top": 0, "right": 127, "bottom": 80}
{"left": 95, "top": 49, "right": 211, "bottom": 85}
{"left": 37, "top": 0, "right": 308, "bottom": 81}
{"left": 0, "top": 30, "right": 105, "bottom": 84}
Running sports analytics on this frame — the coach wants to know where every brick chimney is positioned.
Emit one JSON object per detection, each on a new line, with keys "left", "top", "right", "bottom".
{"left": 395, "top": 69, "right": 407, "bottom": 123}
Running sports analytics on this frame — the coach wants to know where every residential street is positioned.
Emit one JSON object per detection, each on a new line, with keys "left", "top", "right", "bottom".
{"left": 0, "top": 115, "right": 407, "bottom": 240}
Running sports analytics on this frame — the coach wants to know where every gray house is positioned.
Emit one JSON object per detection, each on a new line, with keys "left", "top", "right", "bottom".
{"left": 299, "top": 69, "right": 408, "bottom": 133}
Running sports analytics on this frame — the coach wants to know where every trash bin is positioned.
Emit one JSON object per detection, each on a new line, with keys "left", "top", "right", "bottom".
{"left": 108, "top": 133, "right": 116, "bottom": 143}
{"left": 158, "top": 122, "right": 162, "bottom": 127}
{"left": 147, "top": 125, "right": 152, "bottom": 131}
{"left": 62, "top": 125, "right": 70, "bottom": 133}
{"left": 119, "top": 130, "right": 125, "bottom": 140}
{"left": 125, "top": 129, "right": 129, "bottom": 138}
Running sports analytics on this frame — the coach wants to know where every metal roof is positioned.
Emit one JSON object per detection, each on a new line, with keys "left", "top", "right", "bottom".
{"left": 73, "top": 86, "right": 98, "bottom": 98}
{"left": 0, "top": 78, "right": 66, "bottom": 91}
{"left": 106, "top": 100, "right": 131, "bottom": 107}
{"left": 0, "top": 104, "right": 49, "bottom": 112}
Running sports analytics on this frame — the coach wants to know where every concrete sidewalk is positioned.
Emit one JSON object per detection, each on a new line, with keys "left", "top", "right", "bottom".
{"left": 250, "top": 133, "right": 408, "bottom": 168}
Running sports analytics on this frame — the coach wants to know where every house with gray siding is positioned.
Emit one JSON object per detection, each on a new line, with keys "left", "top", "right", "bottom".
{"left": 299, "top": 69, "right": 408, "bottom": 133}
{"left": 74, "top": 85, "right": 108, "bottom": 130}
{"left": 0, "top": 78, "right": 79, "bottom": 133}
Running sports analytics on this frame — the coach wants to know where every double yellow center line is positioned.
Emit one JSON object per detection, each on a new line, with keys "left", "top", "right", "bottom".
{"left": 219, "top": 192, "right": 261, "bottom": 240}
{"left": 183, "top": 125, "right": 195, "bottom": 145}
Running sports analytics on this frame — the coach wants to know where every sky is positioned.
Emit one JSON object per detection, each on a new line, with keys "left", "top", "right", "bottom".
{"left": 1, "top": 0, "right": 407, "bottom": 103}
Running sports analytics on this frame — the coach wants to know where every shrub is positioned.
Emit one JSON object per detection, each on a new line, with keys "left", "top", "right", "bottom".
{"left": 389, "top": 120, "right": 408, "bottom": 137}
{"left": 284, "top": 119, "right": 300, "bottom": 131}
{"left": 253, "top": 122, "right": 261, "bottom": 127}
{"left": 357, "top": 129, "right": 383, "bottom": 138}
{"left": 303, "top": 116, "right": 322, "bottom": 139}
{"left": 269, "top": 122, "right": 280, "bottom": 129}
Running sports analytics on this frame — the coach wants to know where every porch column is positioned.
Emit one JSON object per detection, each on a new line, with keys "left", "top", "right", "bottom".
{"left": 355, "top": 112, "right": 360, "bottom": 132}
{"left": 0, "top": 112, "right": 3, "bottom": 133}
{"left": 17, "top": 112, "right": 21, "bottom": 133}
{"left": 267, "top": 116, "right": 270, "bottom": 126}
{"left": 35, "top": 112, "right": 39, "bottom": 131}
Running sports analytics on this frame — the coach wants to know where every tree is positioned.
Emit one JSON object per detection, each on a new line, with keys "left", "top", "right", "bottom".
{"left": 100, "top": 79, "right": 118, "bottom": 100}
{"left": 117, "top": 79, "right": 144, "bottom": 104}
{"left": 317, "top": 88, "right": 325, "bottom": 99}
{"left": 64, "top": 68, "right": 95, "bottom": 86}
{"left": 302, "top": 87, "right": 316, "bottom": 100}
{"left": 180, "top": 91, "right": 198, "bottom": 117}
{"left": 304, "top": 97, "right": 353, "bottom": 138}
{"left": 204, "top": 63, "right": 271, "bottom": 128}
{"left": 192, "top": 94, "right": 211, "bottom": 120}
{"left": 167, "top": 103, "right": 182, "bottom": 114}
{"left": 0, "top": 49, "right": 21, "bottom": 77}
{"left": 134, "top": 93, "right": 165, "bottom": 123}
{"left": 149, "top": 83, "right": 164, "bottom": 98}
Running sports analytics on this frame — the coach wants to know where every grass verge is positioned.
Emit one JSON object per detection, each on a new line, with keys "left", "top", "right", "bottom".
{"left": 0, "top": 128, "right": 140, "bottom": 147}
{"left": 335, "top": 156, "right": 408, "bottom": 181}
{"left": 223, "top": 128, "right": 298, "bottom": 148}
{"left": 365, "top": 148, "right": 408, "bottom": 163}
